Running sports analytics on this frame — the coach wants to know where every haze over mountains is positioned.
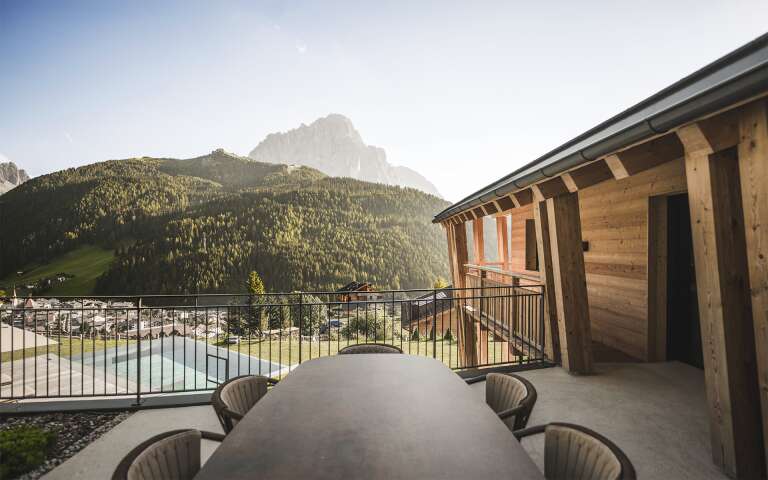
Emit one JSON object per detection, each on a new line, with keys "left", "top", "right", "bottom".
{"left": 0, "top": 161, "right": 30, "bottom": 194}
{"left": 249, "top": 114, "right": 442, "bottom": 198}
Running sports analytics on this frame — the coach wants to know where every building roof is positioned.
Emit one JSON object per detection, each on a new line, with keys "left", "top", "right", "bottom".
{"left": 336, "top": 282, "right": 372, "bottom": 293}
{"left": 433, "top": 32, "right": 768, "bottom": 223}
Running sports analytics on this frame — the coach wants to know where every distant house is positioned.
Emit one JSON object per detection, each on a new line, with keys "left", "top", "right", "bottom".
{"left": 400, "top": 288, "right": 456, "bottom": 337}
{"left": 336, "top": 282, "right": 383, "bottom": 303}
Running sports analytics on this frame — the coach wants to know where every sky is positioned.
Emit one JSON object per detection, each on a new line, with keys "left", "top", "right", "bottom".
{"left": 1, "top": 0, "right": 767, "bottom": 202}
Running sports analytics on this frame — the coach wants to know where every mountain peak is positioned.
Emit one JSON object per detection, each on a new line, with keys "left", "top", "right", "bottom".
{"left": 248, "top": 114, "right": 441, "bottom": 197}
{"left": 0, "top": 161, "right": 30, "bottom": 194}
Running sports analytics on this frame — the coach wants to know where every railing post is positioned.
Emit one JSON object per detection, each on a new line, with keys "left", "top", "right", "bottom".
{"left": 539, "top": 288, "right": 545, "bottom": 360}
{"left": 134, "top": 296, "right": 142, "bottom": 406}
{"left": 298, "top": 293, "right": 303, "bottom": 365}
{"left": 432, "top": 289, "right": 437, "bottom": 359}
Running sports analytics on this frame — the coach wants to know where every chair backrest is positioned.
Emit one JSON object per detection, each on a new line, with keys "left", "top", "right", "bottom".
{"left": 338, "top": 343, "right": 403, "bottom": 354}
{"left": 113, "top": 430, "right": 201, "bottom": 480}
{"left": 486, "top": 373, "right": 536, "bottom": 430}
{"left": 212, "top": 375, "right": 269, "bottom": 432}
{"left": 544, "top": 423, "right": 635, "bottom": 480}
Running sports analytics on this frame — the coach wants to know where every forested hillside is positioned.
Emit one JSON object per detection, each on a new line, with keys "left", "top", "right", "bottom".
{"left": 0, "top": 149, "right": 449, "bottom": 294}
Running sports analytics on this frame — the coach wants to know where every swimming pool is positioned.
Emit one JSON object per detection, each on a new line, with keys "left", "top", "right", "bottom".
{"left": 74, "top": 336, "right": 286, "bottom": 393}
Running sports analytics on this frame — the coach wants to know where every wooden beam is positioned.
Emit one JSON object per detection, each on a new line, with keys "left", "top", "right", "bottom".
{"left": 472, "top": 218, "right": 484, "bottom": 264}
{"left": 613, "top": 133, "right": 684, "bottom": 178}
{"left": 472, "top": 207, "right": 485, "bottom": 219}
{"left": 561, "top": 173, "right": 578, "bottom": 193}
{"left": 531, "top": 184, "right": 545, "bottom": 202}
{"left": 531, "top": 177, "right": 570, "bottom": 201}
{"left": 699, "top": 107, "right": 741, "bottom": 152}
{"left": 567, "top": 160, "right": 615, "bottom": 190}
{"left": 545, "top": 192, "right": 593, "bottom": 373}
{"left": 496, "top": 216, "right": 510, "bottom": 267}
{"left": 737, "top": 99, "right": 768, "bottom": 474}
{"left": 448, "top": 222, "right": 478, "bottom": 368}
{"left": 604, "top": 154, "right": 629, "bottom": 180}
{"left": 678, "top": 122, "right": 765, "bottom": 478}
{"left": 534, "top": 201, "right": 560, "bottom": 363}
{"left": 647, "top": 195, "right": 668, "bottom": 362}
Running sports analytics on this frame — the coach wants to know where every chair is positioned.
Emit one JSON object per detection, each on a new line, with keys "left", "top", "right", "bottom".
{"left": 466, "top": 372, "right": 537, "bottom": 431}
{"left": 513, "top": 422, "right": 636, "bottom": 480}
{"left": 338, "top": 343, "right": 403, "bottom": 354}
{"left": 212, "top": 375, "right": 278, "bottom": 433}
{"left": 112, "top": 429, "right": 225, "bottom": 480}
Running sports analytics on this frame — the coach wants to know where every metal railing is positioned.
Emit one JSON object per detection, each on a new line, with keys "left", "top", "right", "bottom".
{"left": 0, "top": 286, "right": 546, "bottom": 401}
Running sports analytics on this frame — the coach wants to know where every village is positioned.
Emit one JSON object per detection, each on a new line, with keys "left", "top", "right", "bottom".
{"left": 0, "top": 282, "right": 420, "bottom": 346}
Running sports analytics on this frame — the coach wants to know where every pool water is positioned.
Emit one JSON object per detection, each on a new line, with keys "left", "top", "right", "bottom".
{"left": 74, "top": 336, "right": 285, "bottom": 393}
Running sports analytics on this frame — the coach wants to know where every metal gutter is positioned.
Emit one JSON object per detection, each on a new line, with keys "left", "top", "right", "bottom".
{"left": 434, "top": 32, "right": 768, "bottom": 223}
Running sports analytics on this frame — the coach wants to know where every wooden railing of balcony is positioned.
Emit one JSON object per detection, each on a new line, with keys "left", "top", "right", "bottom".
{"left": 463, "top": 263, "right": 545, "bottom": 364}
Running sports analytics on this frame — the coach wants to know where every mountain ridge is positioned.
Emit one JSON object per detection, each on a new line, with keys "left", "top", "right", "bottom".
{"left": 248, "top": 114, "right": 442, "bottom": 198}
{"left": 0, "top": 151, "right": 449, "bottom": 294}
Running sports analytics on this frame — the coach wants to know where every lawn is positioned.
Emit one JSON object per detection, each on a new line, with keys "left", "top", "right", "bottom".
{"left": 0, "top": 245, "right": 115, "bottom": 296}
{"left": 0, "top": 337, "right": 135, "bottom": 363}
{"left": 217, "top": 336, "right": 518, "bottom": 373}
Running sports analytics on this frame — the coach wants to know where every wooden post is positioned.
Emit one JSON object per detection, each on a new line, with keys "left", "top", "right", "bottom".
{"left": 737, "top": 100, "right": 768, "bottom": 474}
{"left": 545, "top": 193, "right": 592, "bottom": 373}
{"left": 647, "top": 195, "right": 668, "bottom": 362}
{"left": 472, "top": 218, "right": 485, "bottom": 264}
{"left": 678, "top": 121, "right": 764, "bottom": 479}
{"left": 448, "top": 222, "right": 478, "bottom": 367}
{"left": 496, "top": 216, "right": 510, "bottom": 268}
{"left": 534, "top": 201, "right": 560, "bottom": 363}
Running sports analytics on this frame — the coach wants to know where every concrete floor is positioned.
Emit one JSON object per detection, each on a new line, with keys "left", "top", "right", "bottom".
{"left": 484, "top": 362, "right": 727, "bottom": 480}
{"left": 45, "top": 361, "right": 727, "bottom": 480}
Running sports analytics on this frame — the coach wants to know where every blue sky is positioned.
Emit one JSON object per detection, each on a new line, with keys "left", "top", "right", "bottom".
{"left": 1, "top": 0, "right": 767, "bottom": 201}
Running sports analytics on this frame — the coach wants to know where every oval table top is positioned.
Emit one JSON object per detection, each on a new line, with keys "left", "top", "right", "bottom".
{"left": 196, "top": 354, "right": 544, "bottom": 479}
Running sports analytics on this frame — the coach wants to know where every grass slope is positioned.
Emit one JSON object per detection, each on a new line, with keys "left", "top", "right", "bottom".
{"left": 1, "top": 245, "right": 114, "bottom": 296}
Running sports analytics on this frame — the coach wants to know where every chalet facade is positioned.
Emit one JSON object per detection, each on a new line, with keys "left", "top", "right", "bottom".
{"left": 434, "top": 34, "right": 768, "bottom": 478}
{"left": 336, "top": 281, "right": 382, "bottom": 302}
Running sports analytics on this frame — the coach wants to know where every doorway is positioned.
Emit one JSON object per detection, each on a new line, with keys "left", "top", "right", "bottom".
{"left": 666, "top": 194, "right": 703, "bottom": 369}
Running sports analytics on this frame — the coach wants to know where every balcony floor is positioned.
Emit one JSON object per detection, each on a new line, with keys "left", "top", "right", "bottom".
{"left": 44, "top": 361, "right": 726, "bottom": 480}
{"left": 470, "top": 361, "right": 727, "bottom": 480}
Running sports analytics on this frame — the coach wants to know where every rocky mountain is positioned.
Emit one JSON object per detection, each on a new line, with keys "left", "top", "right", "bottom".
{"left": 248, "top": 114, "right": 442, "bottom": 198}
{"left": 0, "top": 161, "right": 30, "bottom": 194}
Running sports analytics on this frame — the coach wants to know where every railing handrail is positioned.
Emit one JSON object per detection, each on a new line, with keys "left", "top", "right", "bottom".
{"left": 464, "top": 263, "right": 542, "bottom": 283}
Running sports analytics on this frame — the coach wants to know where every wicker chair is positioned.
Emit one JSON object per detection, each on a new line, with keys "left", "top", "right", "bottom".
{"left": 112, "top": 429, "right": 225, "bottom": 480}
{"left": 338, "top": 343, "right": 403, "bottom": 354}
{"left": 466, "top": 373, "right": 537, "bottom": 431}
{"left": 212, "top": 375, "right": 278, "bottom": 433}
{"left": 513, "top": 423, "right": 636, "bottom": 480}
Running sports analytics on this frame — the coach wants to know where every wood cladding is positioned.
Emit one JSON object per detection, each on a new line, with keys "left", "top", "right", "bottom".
{"left": 578, "top": 158, "right": 686, "bottom": 360}
{"left": 503, "top": 158, "right": 686, "bottom": 360}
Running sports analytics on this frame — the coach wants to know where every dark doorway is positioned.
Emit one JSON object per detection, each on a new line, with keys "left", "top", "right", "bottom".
{"left": 666, "top": 194, "right": 703, "bottom": 369}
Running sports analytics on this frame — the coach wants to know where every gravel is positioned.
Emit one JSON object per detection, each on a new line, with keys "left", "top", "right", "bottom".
{"left": 0, "top": 410, "right": 133, "bottom": 480}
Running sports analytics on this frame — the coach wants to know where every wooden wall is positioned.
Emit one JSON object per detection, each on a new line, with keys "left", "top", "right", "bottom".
{"left": 579, "top": 158, "right": 687, "bottom": 359}
{"left": 503, "top": 158, "right": 687, "bottom": 360}
{"left": 507, "top": 204, "right": 538, "bottom": 277}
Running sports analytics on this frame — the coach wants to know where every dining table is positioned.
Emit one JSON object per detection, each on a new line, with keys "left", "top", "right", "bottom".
{"left": 195, "top": 354, "right": 544, "bottom": 479}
